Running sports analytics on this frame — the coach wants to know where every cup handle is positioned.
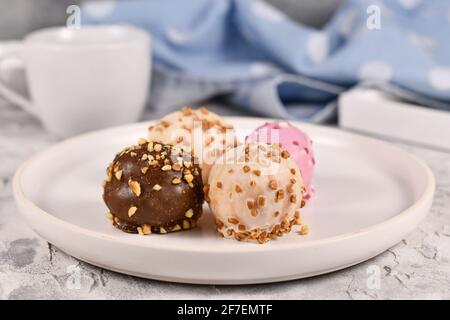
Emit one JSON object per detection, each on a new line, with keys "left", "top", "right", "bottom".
{"left": 0, "top": 45, "right": 37, "bottom": 117}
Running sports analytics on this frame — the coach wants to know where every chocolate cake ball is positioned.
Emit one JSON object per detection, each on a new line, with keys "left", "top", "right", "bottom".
{"left": 103, "top": 138, "right": 204, "bottom": 235}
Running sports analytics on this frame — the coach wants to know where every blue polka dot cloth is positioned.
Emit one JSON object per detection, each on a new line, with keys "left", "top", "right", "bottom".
{"left": 82, "top": 0, "right": 450, "bottom": 122}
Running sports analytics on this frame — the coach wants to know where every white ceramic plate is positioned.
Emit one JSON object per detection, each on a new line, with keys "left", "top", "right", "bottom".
{"left": 13, "top": 118, "right": 435, "bottom": 284}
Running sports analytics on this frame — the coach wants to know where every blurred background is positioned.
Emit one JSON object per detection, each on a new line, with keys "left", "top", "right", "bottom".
{"left": 1, "top": 0, "right": 450, "bottom": 148}
{"left": 0, "top": 0, "right": 342, "bottom": 39}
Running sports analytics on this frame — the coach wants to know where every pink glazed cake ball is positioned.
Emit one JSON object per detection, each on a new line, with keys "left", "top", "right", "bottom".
{"left": 246, "top": 122, "right": 315, "bottom": 201}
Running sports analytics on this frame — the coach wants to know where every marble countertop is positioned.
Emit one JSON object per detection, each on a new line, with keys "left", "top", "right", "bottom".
{"left": 0, "top": 101, "right": 449, "bottom": 300}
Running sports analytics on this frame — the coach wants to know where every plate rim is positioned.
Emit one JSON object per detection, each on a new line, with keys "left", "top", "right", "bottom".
{"left": 13, "top": 117, "right": 436, "bottom": 253}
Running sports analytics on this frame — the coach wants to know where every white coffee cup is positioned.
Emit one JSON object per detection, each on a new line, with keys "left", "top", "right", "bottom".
{"left": 0, "top": 25, "right": 151, "bottom": 138}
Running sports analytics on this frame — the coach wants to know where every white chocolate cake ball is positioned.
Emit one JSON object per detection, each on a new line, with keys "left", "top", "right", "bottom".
{"left": 148, "top": 107, "right": 236, "bottom": 182}
{"left": 206, "top": 143, "right": 307, "bottom": 244}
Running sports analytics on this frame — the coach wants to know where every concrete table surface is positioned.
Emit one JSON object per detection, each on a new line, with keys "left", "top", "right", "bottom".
{"left": 0, "top": 101, "right": 449, "bottom": 300}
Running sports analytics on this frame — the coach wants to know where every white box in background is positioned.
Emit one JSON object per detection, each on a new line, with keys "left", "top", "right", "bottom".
{"left": 339, "top": 88, "right": 450, "bottom": 151}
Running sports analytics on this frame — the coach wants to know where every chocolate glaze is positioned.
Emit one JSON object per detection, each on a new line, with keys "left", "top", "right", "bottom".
{"left": 103, "top": 141, "right": 204, "bottom": 234}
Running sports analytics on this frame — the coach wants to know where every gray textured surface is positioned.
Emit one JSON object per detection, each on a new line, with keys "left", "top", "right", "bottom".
{"left": 0, "top": 99, "right": 449, "bottom": 300}
{"left": 0, "top": 0, "right": 342, "bottom": 40}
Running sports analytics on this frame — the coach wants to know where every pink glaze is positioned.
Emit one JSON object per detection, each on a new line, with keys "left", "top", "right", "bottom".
{"left": 246, "top": 121, "right": 315, "bottom": 199}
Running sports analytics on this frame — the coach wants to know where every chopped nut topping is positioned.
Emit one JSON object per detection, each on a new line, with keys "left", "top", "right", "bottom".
{"left": 141, "top": 167, "right": 149, "bottom": 174}
{"left": 289, "top": 194, "right": 297, "bottom": 203}
{"left": 141, "top": 154, "right": 148, "bottom": 160}
{"left": 172, "top": 163, "right": 181, "bottom": 171}
{"left": 115, "top": 170, "right": 123, "bottom": 181}
{"left": 184, "top": 161, "right": 192, "bottom": 168}
{"left": 105, "top": 212, "right": 113, "bottom": 221}
{"left": 172, "top": 224, "right": 181, "bottom": 231}
{"left": 161, "top": 164, "right": 172, "bottom": 171}
{"left": 152, "top": 184, "right": 162, "bottom": 191}
{"left": 161, "top": 120, "right": 171, "bottom": 128}
{"left": 154, "top": 143, "right": 162, "bottom": 152}
{"left": 216, "top": 181, "right": 223, "bottom": 189}
{"left": 275, "top": 189, "right": 285, "bottom": 201}
{"left": 235, "top": 233, "right": 245, "bottom": 241}
{"left": 235, "top": 184, "right": 243, "bottom": 193}
{"left": 182, "top": 124, "right": 192, "bottom": 132}
{"left": 253, "top": 169, "right": 261, "bottom": 176}
{"left": 128, "top": 179, "right": 141, "bottom": 196}
{"left": 300, "top": 225, "right": 309, "bottom": 235}
{"left": 185, "top": 208, "right": 194, "bottom": 218}
{"left": 188, "top": 182, "right": 194, "bottom": 188}
{"left": 215, "top": 218, "right": 224, "bottom": 228}
{"left": 142, "top": 224, "right": 152, "bottom": 235}
{"left": 138, "top": 138, "right": 147, "bottom": 145}
{"left": 160, "top": 227, "right": 167, "bottom": 234}
{"left": 172, "top": 177, "right": 182, "bottom": 185}
{"left": 147, "top": 142, "right": 154, "bottom": 152}
{"left": 137, "top": 226, "right": 144, "bottom": 235}
{"left": 130, "top": 152, "right": 137, "bottom": 157}
{"left": 228, "top": 217, "right": 239, "bottom": 225}
{"left": 150, "top": 159, "right": 159, "bottom": 167}
{"left": 184, "top": 174, "right": 194, "bottom": 183}
{"left": 181, "top": 106, "right": 193, "bottom": 115}
{"left": 246, "top": 199, "right": 254, "bottom": 210}
{"left": 128, "top": 206, "right": 137, "bottom": 217}
{"left": 269, "top": 180, "right": 277, "bottom": 190}
{"left": 281, "top": 150, "right": 290, "bottom": 159}
{"left": 257, "top": 195, "right": 266, "bottom": 208}
{"left": 183, "top": 220, "right": 190, "bottom": 229}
